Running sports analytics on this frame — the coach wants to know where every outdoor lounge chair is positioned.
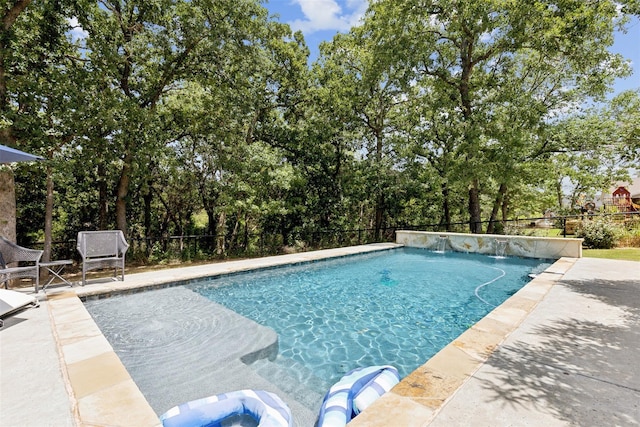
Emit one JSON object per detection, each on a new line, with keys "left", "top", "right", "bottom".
{"left": 0, "top": 288, "right": 39, "bottom": 327}
{"left": 77, "top": 230, "right": 129, "bottom": 286}
{"left": 0, "top": 237, "right": 42, "bottom": 291}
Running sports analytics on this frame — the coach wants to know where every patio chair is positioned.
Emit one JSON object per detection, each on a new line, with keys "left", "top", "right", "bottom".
{"left": 0, "top": 288, "right": 39, "bottom": 327}
{"left": 0, "top": 237, "right": 42, "bottom": 290}
{"left": 77, "top": 230, "right": 129, "bottom": 286}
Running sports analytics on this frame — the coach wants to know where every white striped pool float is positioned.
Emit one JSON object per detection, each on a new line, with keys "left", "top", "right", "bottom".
{"left": 317, "top": 365, "right": 400, "bottom": 427}
{"left": 160, "top": 389, "right": 293, "bottom": 427}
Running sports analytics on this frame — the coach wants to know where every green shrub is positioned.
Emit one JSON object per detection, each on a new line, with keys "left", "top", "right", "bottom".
{"left": 148, "top": 241, "right": 169, "bottom": 263}
{"left": 576, "top": 218, "right": 621, "bottom": 249}
{"left": 619, "top": 217, "right": 640, "bottom": 247}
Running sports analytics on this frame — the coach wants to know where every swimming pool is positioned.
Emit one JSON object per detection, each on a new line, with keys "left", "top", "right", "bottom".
{"left": 84, "top": 247, "right": 550, "bottom": 416}
{"left": 191, "top": 248, "right": 550, "bottom": 379}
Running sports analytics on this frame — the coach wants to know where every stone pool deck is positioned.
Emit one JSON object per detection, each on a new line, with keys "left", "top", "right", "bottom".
{"left": 1, "top": 243, "right": 639, "bottom": 426}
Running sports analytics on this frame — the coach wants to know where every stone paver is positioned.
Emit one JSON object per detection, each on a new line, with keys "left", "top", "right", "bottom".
{"left": 0, "top": 298, "right": 76, "bottom": 427}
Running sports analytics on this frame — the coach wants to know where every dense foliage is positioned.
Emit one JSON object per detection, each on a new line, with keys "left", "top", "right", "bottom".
{"left": 576, "top": 218, "right": 622, "bottom": 249}
{"left": 1, "top": 0, "right": 639, "bottom": 260}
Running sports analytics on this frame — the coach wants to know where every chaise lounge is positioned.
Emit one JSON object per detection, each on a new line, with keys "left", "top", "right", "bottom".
{"left": 0, "top": 288, "right": 39, "bottom": 327}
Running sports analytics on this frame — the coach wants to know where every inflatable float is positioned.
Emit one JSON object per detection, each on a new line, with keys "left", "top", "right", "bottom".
{"left": 317, "top": 365, "right": 400, "bottom": 427}
{"left": 160, "top": 389, "right": 293, "bottom": 427}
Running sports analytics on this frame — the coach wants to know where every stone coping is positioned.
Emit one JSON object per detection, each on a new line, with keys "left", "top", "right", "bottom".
{"left": 47, "top": 291, "right": 161, "bottom": 427}
{"left": 42, "top": 243, "right": 571, "bottom": 426}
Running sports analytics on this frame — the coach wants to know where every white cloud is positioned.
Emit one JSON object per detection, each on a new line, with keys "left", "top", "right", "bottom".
{"left": 68, "top": 17, "right": 88, "bottom": 41}
{"left": 288, "top": 0, "right": 368, "bottom": 34}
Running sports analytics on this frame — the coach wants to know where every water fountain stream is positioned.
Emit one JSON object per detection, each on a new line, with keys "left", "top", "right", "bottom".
{"left": 494, "top": 239, "right": 508, "bottom": 259}
{"left": 434, "top": 235, "right": 448, "bottom": 253}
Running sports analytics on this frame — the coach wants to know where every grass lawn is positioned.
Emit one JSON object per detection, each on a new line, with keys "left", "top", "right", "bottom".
{"left": 583, "top": 247, "right": 640, "bottom": 261}
{"left": 544, "top": 228, "right": 564, "bottom": 237}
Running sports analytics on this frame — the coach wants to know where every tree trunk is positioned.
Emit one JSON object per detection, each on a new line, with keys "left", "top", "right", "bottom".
{"left": 199, "top": 207, "right": 214, "bottom": 251}
{"left": 468, "top": 180, "right": 482, "bottom": 234}
{"left": 556, "top": 179, "right": 563, "bottom": 209}
{"left": 441, "top": 182, "right": 451, "bottom": 231}
{"left": 244, "top": 211, "right": 249, "bottom": 250}
{"left": 216, "top": 211, "right": 226, "bottom": 255}
{"left": 375, "top": 193, "right": 384, "bottom": 241}
{"left": 228, "top": 211, "right": 240, "bottom": 252}
{"left": 373, "top": 126, "right": 384, "bottom": 241}
{"left": 141, "top": 188, "right": 152, "bottom": 257}
{"left": 487, "top": 183, "right": 507, "bottom": 234}
{"left": 115, "top": 150, "right": 132, "bottom": 235}
{"left": 98, "top": 163, "right": 108, "bottom": 229}
{"left": 139, "top": 184, "right": 150, "bottom": 254}
{"left": 0, "top": 2, "right": 31, "bottom": 243}
{"left": 0, "top": 169, "right": 16, "bottom": 242}
{"left": 42, "top": 164, "right": 54, "bottom": 263}
{"left": 501, "top": 190, "right": 509, "bottom": 222}
{"left": 281, "top": 225, "right": 289, "bottom": 248}
{"left": 459, "top": 35, "right": 483, "bottom": 234}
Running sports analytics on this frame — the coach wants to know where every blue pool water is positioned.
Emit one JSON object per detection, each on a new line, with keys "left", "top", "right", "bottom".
{"left": 191, "top": 247, "right": 550, "bottom": 382}
{"left": 84, "top": 247, "right": 551, "bottom": 416}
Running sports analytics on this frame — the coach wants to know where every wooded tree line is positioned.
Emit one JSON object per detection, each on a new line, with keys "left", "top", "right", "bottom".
{"left": 1, "top": 0, "right": 639, "bottom": 260}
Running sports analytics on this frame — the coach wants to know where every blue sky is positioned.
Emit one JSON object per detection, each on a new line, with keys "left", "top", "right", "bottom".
{"left": 610, "top": 16, "right": 640, "bottom": 95}
{"left": 265, "top": 0, "right": 639, "bottom": 96}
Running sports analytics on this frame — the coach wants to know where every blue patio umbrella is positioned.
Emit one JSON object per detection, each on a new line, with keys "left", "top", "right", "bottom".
{"left": 0, "top": 145, "right": 43, "bottom": 163}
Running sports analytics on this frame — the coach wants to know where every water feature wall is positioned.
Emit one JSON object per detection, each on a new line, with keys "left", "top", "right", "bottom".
{"left": 396, "top": 231, "right": 582, "bottom": 259}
